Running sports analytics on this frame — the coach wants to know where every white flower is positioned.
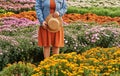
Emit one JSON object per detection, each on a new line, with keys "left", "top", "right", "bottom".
{"left": 74, "top": 47, "right": 76, "bottom": 49}
{"left": 0, "top": 52, "right": 3, "bottom": 55}
{"left": 65, "top": 40, "right": 68, "bottom": 43}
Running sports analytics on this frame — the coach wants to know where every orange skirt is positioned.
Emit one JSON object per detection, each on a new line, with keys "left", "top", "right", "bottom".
{"left": 38, "top": 26, "right": 64, "bottom": 47}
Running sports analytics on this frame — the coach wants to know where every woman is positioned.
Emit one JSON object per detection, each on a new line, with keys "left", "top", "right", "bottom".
{"left": 35, "top": 0, "right": 67, "bottom": 58}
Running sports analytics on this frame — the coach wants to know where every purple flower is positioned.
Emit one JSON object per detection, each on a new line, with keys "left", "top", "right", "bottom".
{"left": 0, "top": 0, "right": 35, "bottom": 11}
{"left": 85, "top": 26, "right": 120, "bottom": 44}
{"left": 0, "top": 17, "right": 39, "bottom": 32}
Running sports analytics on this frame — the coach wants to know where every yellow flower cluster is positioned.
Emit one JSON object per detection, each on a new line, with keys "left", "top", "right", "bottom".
{"left": 0, "top": 61, "right": 36, "bottom": 76}
{"left": 32, "top": 47, "right": 120, "bottom": 76}
{"left": 0, "top": 11, "right": 37, "bottom": 21}
{"left": 6, "top": 61, "right": 36, "bottom": 68}
{"left": 0, "top": 12, "right": 14, "bottom": 17}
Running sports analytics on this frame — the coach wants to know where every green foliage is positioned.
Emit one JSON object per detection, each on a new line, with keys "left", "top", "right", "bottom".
{"left": 0, "top": 40, "right": 13, "bottom": 50}
{"left": 0, "top": 26, "right": 36, "bottom": 37}
{"left": 0, "top": 26, "right": 44, "bottom": 71}
{"left": 0, "top": 40, "right": 43, "bottom": 71}
{"left": 0, "top": 9, "right": 6, "bottom": 14}
{"left": 0, "top": 61, "right": 36, "bottom": 76}
{"left": 67, "top": 7, "right": 120, "bottom": 17}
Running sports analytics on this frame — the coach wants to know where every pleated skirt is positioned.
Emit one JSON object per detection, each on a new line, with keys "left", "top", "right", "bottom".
{"left": 38, "top": 26, "right": 64, "bottom": 47}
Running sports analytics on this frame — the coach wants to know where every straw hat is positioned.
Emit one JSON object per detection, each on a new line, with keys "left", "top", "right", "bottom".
{"left": 45, "top": 14, "right": 62, "bottom": 32}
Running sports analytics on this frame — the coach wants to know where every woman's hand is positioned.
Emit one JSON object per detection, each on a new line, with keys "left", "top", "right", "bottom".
{"left": 53, "top": 11, "right": 60, "bottom": 18}
{"left": 42, "top": 21, "right": 47, "bottom": 29}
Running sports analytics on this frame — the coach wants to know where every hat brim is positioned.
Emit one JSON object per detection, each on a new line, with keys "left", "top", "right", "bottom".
{"left": 45, "top": 14, "right": 62, "bottom": 32}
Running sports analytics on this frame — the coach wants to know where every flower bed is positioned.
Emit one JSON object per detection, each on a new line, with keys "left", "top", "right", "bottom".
{"left": 0, "top": 22, "right": 120, "bottom": 71}
{"left": 67, "top": 0, "right": 120, "bottom": 7}
{"left": 0, "top": 11, "right": 37, "bottom": 21}
{"left": 63, "top": 22, "right": 120, "bottom": 53}
{"left": 0, "top": 0, "right": 120, "bottom": 74}
{"left": 1, "top": 11, "right": 120, "bottom": 25}
{"left": 0, "top": 17, "right": 39, "bottom": 32}
{"left": 63, "top": 13, "right": 120, "bottom": 25}
{"left": 67, "top": 7, "right": 120, "bottom": 17}
{"left": 1, "top": 47, "right": 120, "bottom": 76}
{"left": 32, "top": 47, "right": 120, "bottom": 76}
{"left": 0, "top": 61, "right": 36, "bottom": 76}
{"left": 0, "top": 0, "right": 35, "bottom": 13}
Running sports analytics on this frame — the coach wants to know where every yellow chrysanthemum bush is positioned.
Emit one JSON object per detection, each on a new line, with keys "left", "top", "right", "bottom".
{"left": 32, "top": 47, "right": 120, "bottom": 76}
{"left": 0, "top": 61, "right": 36, "bottom": 76}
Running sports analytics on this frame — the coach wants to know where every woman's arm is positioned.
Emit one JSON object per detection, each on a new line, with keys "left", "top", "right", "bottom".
{"left": 58, "top": 0, "right": 67, "bottom": 17}
{"left": 35, "top": 0, "right": 44, "bottom": 25}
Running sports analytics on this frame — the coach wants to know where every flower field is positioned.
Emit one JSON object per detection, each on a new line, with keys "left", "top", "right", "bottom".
{"left": 67, "top": 0, "right": 120, "bottom": 7}
{"left": 0, "top": 0, "right": 35, "bottom": 12}
{"left": 0, "top": 0, "right": 120, "bottom": 76}
{"left": 32, "top": 47, "right": 120, "bottom": 76}
{"left": 1, "top": 47, "right": 120, "bottom": 76}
